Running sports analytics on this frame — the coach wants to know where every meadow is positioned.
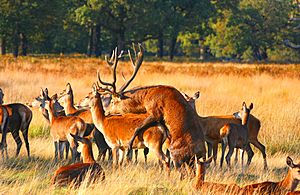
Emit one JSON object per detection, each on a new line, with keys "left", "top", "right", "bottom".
{"left": 0, "top": 55, "right": 300, "bottom": 194}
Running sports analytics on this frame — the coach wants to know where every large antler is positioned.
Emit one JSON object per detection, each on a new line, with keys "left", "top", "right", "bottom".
{"left": 118, "top": 43, "right": 144, "bottom": 93}
{"left": 97, "top": 47, "right": 124, "bottom": 95}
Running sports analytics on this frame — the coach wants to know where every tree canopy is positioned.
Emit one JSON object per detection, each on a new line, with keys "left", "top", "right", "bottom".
{"left": 0, "top": 0, "right": 299, "bottom": 62}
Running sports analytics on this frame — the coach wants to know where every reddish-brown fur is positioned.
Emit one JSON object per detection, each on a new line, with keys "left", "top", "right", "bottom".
{"left": 89, "top": 87, "right": 170, "bottom": 170}
{"left": 52, "top": 134, "right": 105, "bottom": 187}
{"left": 241, "top": 156, "right": 300, "bottom": 194}
{"left": 220, "top": 102, "right": 253, "bottom": 169}
{"left": 45, "top": 98, "right": 86, "bottom": 163}
{"left": 184, "top": 91, "right": 267, "bottom": 169}
{"left": 59, "top": 83, "right": 111, "bottom": 161}
{"left": 194, "top": 156, "right": 242, "bottom": 194}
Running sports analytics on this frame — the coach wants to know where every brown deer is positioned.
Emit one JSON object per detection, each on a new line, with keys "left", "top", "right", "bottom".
{"left": 0, "top": 105, "right": 9, "bottom": 160}
{"left": 52, "top": 133, "right": 105, "bottom": 187}
{"left": 58, "top": 83, "right": 112, "bottom": 162}
{"left": 96, "top": 45, "right": 206, "bottom": 171}
{"left": 183, "top": 91, "right": 267, "bottom": 169}
{"left": 87, "top": 85, "right": 170, "bottom": 170}
{"left": 219, "top": 102, "right": 253, "bottom": 169}
{"left": 241, "top": 156, "right": 300, "bottom": 194}
{"left": 44, "top": 96, "right": 86, "bottom": 163}
{"left": 0, "top": 88, "right": 32, "bottom": 158}
{"left": 33, "top": 88, "right": 70, "bottom": 159}
{"left": 194, "top": 156, "right": 242, "bottom": 194}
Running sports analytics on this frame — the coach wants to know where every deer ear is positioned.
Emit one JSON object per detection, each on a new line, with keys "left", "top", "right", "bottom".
{"left": 0, "top": 88, "right": 3, "bottom": 93}
{"left": 40, "top": 88, "right": 45, "bottom": 97}
{"left": 44, "top": 88, "right": 48, "bottom": 96}
{"left": 193, "top": 91, "right": 200, "bottom": 100}
{"left": 51, "top": 94, "right": 58, "bottom": 100}
{"left": 249, "top": 103, "right": 253, "bottom": 110}
{"left": 287, "top": 156, "right": 295, "bottom": 168}
{"left": 242, "top": 102, "right": 247, "bottom": 110}
{"left": 181, "top": 92, "right": 189, "bottom": 100}
{"left": 66, "top": 83, "right": 72, "bottom": 92}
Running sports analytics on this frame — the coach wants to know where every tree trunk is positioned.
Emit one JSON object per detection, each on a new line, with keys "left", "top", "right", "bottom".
{"left": 12, "top": 31, "right": 19, "bottom": 58}
{"left": 118, "top": 29, "right": 125, "bottom": 52}
{"left": 157, "top": 31, "right": 164, "bottom": 58}
{"left": 87, "top": 26, "right": 94, "bottom": 57}
{"left": 0, "top": 37, "right": 6, "bottom": 55}
{"left": 20, "top": 33, "right": 27, "bottom": 56}
{"left": 169, "top": 36, "right": 177, "bottom": 61}
{"left": 93, "top": 24, "right": 101, "bottom": 57}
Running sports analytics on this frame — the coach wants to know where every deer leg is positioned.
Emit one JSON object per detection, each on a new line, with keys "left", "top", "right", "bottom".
{"left": 225, "top": 146, "right": 234, "bottom": 169}
{"left": 58, "top": 141, "right": 64, "bottom": 160}
{"left": 0, "top": 113, "right": 9, "bottom": 160}
{"left": 250, "top": 139, "right": 268, "bottom": 170}
{"left": 128, "top": 116, "right": 159, "bottom": 151}
{"left": 212, "top": 142, "right": 218, "bottom": 166}
{"left": 11, "top": 130, "right": 22, "bottom": 157}
{"left": 21, "top": 127, "right": 30, "bottom": 158}
{"left": 144, "top": 147, "right": 149, "bottom": 165}
{"left": 220, "top": 141, "right": 226, "bottom": 168}
{"left": 134, "top": 149, "right": 138, "bottom": 164}
{"left": 65, "top": 141, "right": 70, "bottom": 160}
{"left": 207, "top": 142, "right": 212, "bottom": 159}
{"left": 234, "top": 148, "right": 239, "bottom": 165}
{"left": 54, "top": 141, "right": 59, "bottom": 163}
{"left": 245, "top": 143, "right": 254, "bottom": 167}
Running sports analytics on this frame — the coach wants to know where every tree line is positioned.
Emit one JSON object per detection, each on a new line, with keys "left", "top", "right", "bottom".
{"left": 0, "top": 0, "right": 299, "bottom": 62}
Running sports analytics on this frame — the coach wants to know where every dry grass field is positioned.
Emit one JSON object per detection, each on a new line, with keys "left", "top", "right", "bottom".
{"left": 0, "top": 55, "right": 300, "bottom": 194}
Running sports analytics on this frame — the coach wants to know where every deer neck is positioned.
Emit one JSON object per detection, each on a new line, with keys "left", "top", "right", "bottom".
{"left": 64, "top": 94, "right": 77, "bottom": 115}
{"left": 278, "top": 169, "right": 299, "bottom": 191}
{"left": 241, "top": 113, "right": 250, "bottom": 127}
{"left": 47, "top": 104, "right": 56, "bottom": 124}
{"left": 82, "top": 145, "right": 96, "bottom": 163}
{"left": 90, "top": 97, "right": 106, "bottom": 131}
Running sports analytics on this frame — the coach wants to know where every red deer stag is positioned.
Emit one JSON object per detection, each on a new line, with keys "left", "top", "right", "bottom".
{"left": 241, "top": 156, "right": 300, "bottom": 194}
{"left": 183, "top": 91, "right": 267, "bottom": 170}
{"left": 220, "top": 102, "right": 253, "bottom": 170}
{"left": 0, "top": 88, "right": 32, "bottom": 158}
{"left": 52, "top": 133, "right": 105, "bottom": 187}
{"left": 58, "top": 83, "right": 112, "bottom": 162}
{"left": 44, "top": 95, "right": 86, "bottom": 163}
{"left": 97, "top": 45, "right": 206, "bottom": 171}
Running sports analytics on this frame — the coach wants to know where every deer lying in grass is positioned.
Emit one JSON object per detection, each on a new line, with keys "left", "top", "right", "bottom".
{"left": 59, "top": 83, "right": 112, "bottom": 162}
{"left": 183, "top": 92, "right": 267, "bottom": 169}
{"left": 52, "top": 134, "right": 105, "bottom": 187}
{"left": 194, "top": 156, "right": 242, "bottom": 194}
{"left": 45, "top": 96, "right": 86, "bottom": 163}
{"left": 220, "top": 102, "right": 253, "bottom": 169}
{"left": 0, "top": 88, "right": 32, "bottom": 158}
{"left": 241, "top": 156, "right": 300, "bottom": 194}
{"left": 88, "top": 85, "right": 170, "bottom": 170}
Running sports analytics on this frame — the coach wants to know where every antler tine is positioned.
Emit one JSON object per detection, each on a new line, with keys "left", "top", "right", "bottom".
{"left": 118, "top": 43, "right": 144, "bottom": 93}
{"left": 96, "top": 81, "right": 114, "bottom": 94}
{"left": 97, "top": 69, "right": 116, "bottom": 92}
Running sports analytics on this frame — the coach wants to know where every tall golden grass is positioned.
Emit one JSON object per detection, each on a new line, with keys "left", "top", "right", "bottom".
{"left": 0, "top": 55, "right": 299, "bottom": 194}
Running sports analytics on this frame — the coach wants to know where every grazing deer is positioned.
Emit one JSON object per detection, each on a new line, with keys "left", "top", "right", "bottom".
{"left": 88, "top": 85, "right": 170, "bottom": 170}
{"left": 44, "top": 96, "right": 86, "bottom": 163}
{"left": 0, "top": 88, "right": 32, "bottom": 158}
{"left": 183, "top": 91, "right": 266, "bottom": 169}
{"left": 220, "top": 102, "right": 253, "bottom": 169}
{"left": 96, "top": 45, "right": 206, "bottom": 171}
{"left": 194, "top": 156, "right": 242, "bottom": 194}
{"left": 58, "top": 83, "right": 112, "bottom": 162}
{"left": 52, "top": 134, "right": 105, "bottom": 187}
{"left": 241, "top": 156, "right": 300, "bottom": 194}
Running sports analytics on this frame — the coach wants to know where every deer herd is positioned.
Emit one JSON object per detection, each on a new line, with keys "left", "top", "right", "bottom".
{"left": 0, "top": 44, "right": 299, "bottom": 194}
